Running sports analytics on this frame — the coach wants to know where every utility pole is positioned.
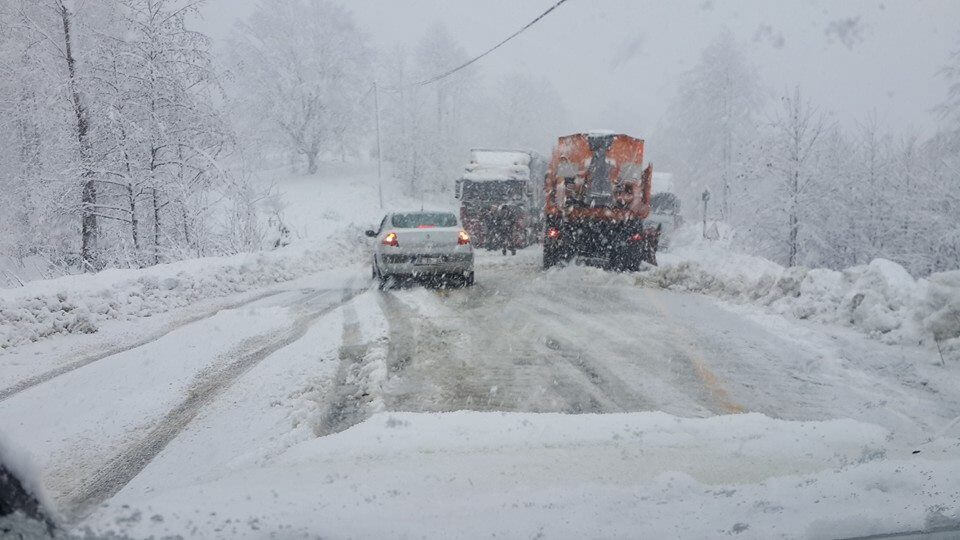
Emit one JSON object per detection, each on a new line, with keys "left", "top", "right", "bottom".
{"left": 702, "top": 189, "right": 710, "bottom": 240}
{"left": 374, "top": 81, "right": 384, "bottom": 209}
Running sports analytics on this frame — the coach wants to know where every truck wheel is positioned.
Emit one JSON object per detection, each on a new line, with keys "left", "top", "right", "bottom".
{"left": 543, "top": 246, "right": 557, "bottom": 269}
{"left": 618, "top": 252, "right": 633, "bottom": 272}
{"left": 642, "top": 234, "right": 659, "bottom": 266}
{"left": 642, "top": 248, "right": 657, "bottom": 266}
{"left": 613, "top": 243, "right": 643, "bottom": 272}
{"left": 465, "top": 271, "right": 475, "bottom": 287}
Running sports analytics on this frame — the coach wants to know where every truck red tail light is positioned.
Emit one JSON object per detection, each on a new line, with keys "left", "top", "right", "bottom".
{"left": 546, "top": 227, "right": 560, "bottom": 240}
{"left": 627, "top": 233, "right": 644, "bottom": 243}
{"left": 382, "top": 232, "right": 399, "bottom": 247}
{"left": 458, "top": 230, "right": 470, "bottom": 245}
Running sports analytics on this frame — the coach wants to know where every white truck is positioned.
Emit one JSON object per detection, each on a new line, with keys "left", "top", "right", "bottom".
{"left": 645, "top": 172, "right": 683, "bottom": 249}
{"left": 454, "top": 149, "right": 547, "bottom": 249}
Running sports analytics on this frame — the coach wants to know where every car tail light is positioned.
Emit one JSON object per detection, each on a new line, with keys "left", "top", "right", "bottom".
{"left": 458, "top": 230, "right": 470, "bottom": 245}
{"left": 546, "top": 227, "right": 560, "bottom": 240}
{"left": 382, "top": 232, "right": 399, "bottom": 247}
{"left": 627, "top": 233, "right": 645, "bottom": 243}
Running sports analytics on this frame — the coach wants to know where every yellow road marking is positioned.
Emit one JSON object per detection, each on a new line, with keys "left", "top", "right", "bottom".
{"left": 640, "top": 286, "right": 746, "bottom": 414}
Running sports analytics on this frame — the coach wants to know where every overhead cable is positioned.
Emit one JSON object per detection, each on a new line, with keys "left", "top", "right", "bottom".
{"left": 416, "top": 0, "right": 571, "bottom": 86}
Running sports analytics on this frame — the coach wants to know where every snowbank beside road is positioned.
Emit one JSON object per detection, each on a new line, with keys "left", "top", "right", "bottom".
{"left": 653, "top": 224, "right": 960, "bottom": 361}
{"left": 0, "top": 235, "right": 363, "bottom": 350}
{"left": 0, "top": 163, "right": 454, "bottom": 352}
{"left": 85, "top": 410, "right": 960, "bottom": 539}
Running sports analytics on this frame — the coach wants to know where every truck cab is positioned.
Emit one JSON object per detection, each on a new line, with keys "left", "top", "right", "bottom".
{"left": 455, "top": 149, "right": 546, "bottom": 249}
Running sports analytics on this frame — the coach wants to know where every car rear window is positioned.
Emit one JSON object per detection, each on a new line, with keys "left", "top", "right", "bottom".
{"left": 391, "top": 212, "right": 457, "bottom": 228}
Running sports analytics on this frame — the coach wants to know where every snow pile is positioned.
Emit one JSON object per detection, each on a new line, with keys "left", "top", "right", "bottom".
{"left": 463, "top": 149, "right": 532, "bottom": 181}
{"left": 650, "top": 224, "right": 960, "bottom": 359}
{"left": 0, "top": 234, "right": 365, "bottom": 350}
{"left": 84, "top": 410, "right": 960, "bottom": 539}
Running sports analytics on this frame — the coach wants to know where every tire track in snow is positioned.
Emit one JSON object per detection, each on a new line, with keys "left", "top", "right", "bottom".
{"left": 376, "top": 291, "right": 501, "bottom": 413}
{"left": 453, "top": 283, "right": 615, "bottom": 413}
{"left": 637, "top": 288, "right": 746, "bottom": 414}
{"left": 450, "top": 268, "right": 655, "bottom": 414}
{"left": 520, "top": 301, "right": 656, "bottom": 413}
{"left": 65, "top": 284, "right": 365, "bottom": 520}
{"left": 313, "top": 291, "right": 381, "bottom": 437}
{"left": 376, "top": 292, "right": 446, "bottom": 410}
{"left": 379, "top": 292, "right": 418, "bottom": 375}
{"left": 0, "top": 289, "right": 287, "bottom": 402}
{"left": 540, "top": 332, "right": 647, "bottom": 413}
{"left": 527, "top": 285, "right": 737, "bottom": 416}
{"left": 378, "top": 284, "right": 629, "bottom": 415}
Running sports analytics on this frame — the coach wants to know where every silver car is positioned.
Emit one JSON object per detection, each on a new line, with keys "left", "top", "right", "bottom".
{"left": 366, "top": 211, "right": 475, "bottom": 287}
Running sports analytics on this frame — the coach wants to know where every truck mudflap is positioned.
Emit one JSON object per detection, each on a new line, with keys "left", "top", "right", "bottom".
{"left": 461, "top": 205, "right": 536, "bottom": 251}
{"left": 543, "top": 218, "right": 659, "bottom": 271}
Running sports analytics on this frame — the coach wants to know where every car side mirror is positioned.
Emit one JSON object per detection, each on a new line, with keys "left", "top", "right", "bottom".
{"left": 364, "top": 230, "right": 377, "bottom": 238}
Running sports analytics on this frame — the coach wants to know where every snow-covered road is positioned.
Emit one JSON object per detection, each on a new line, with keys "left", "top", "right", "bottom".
{"left": 372, "top": 250, "right": 959, "bottom": 439}
{"left": 3, "top": 248, "right": 959, "bottom": 538}
{"left": 0, "top": 269, "right": 368, "bottom": 517}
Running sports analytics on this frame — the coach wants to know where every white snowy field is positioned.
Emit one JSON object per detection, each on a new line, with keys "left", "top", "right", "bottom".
{"left": 2, "top": 166, "right": 960, "bottom": 539}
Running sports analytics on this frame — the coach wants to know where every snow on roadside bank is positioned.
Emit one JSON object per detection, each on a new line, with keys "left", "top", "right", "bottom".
{"left": 651, "top": 224, "right": 960, "bottom": 361}
{"left": 0, "top": 163, "right": 449, "bottom": 352}
{"left": 0, "top": 234, "right": 364, "bottom": 350}
{"left": 85, "top": 410, "right": 960, "bottom": 539}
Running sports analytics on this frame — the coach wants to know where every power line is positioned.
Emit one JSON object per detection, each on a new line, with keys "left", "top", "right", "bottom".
{"left": 416, "top": 0, "right": 571, "bottom": 86}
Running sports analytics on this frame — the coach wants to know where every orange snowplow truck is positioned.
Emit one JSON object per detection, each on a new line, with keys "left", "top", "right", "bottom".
{"left": 543, "top": 132, "right": 659, "bottom": 270}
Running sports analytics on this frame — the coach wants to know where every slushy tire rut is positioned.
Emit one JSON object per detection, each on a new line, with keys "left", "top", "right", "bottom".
{"left": 314, "top": 295, "right": 376, "bottom": 437}
{"left": 66, "top": 286, "right": 364, "bottom": 520}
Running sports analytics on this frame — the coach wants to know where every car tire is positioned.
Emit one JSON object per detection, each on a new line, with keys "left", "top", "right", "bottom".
{"left": 465, "top": 271, "right": 475, "bottom": 287}
{"left": 377, "top": 270, "right": 390, "bottom": 290}
{"left": 543, "top": 243, "right": 559, "bottom": 270}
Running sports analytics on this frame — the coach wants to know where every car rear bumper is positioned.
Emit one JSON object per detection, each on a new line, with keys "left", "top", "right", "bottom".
{"left": 379, "top": 253, "right": 473, "bottom": 276}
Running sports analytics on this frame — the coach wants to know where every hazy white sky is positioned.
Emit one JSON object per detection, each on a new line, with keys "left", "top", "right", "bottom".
{"left": 200, "top": 0, "right": 960, "bottom": 141}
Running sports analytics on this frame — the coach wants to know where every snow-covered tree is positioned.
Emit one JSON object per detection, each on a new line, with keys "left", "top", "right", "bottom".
{"left": 0, "top": 0, "right": 257, "bottom": 277}
{"left": 926, "top": 39, "right": 960, "bottom": 272}
{"left": 486, "top": 71, "right": 567, "bottom": 152}
{"left": 411, "top": 22, "right": 482, "bottom": 194}
{"left": 740, "top": 88, "right": 832, "bottom": 267}
{"left": 659, "top": 30, "right": 764, "bottom": 222}
{"left": 377, "top": 23, "right": 488, "bottom": 196}
{"left": 90, "top": 0, "right": 234, "bottom": 265}
{"left": 936, "top": 41, "right": 960, "bottom": 145}
{"left": 226, "top": 0, "right": 372, "bottom": 174}
{"left": 846, "top": 115, "right": 899, "bottom": 264}
{"left": 0, "top": 0, "right": 105, "bottom": 270}
{"left": 378, "top": 43, "right": 423, "bottom": 193}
